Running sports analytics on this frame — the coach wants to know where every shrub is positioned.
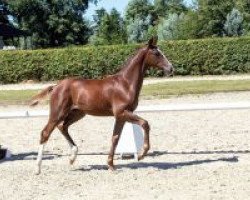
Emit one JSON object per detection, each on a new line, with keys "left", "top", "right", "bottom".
{"left": 0, "top": 37, "right": 249, "bottom": 83}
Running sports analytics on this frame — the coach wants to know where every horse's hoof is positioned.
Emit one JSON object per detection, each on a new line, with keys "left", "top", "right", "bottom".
{"left": 108, "top": 165, "right": 115, "bottom": 171}
{"left": 69, "top": 159, "right": 75, "bottom": 165}
{"left": 69, "top": 146, "right": 78, "bottom": 165}
{"left": 35, "top": 170, "right": 41, "bottom": 175}
{"left": 138, "top": 154, "right": 144, "bottom": 161}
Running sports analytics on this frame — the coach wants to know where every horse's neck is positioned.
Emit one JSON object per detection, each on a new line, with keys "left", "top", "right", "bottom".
{"left": 119, "top": 49, "right": 148, "bottom": 97}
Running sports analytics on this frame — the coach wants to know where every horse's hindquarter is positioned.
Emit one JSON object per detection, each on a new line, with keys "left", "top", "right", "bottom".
{"left": 70, "top": 79, "right": 114, "bottom": 116}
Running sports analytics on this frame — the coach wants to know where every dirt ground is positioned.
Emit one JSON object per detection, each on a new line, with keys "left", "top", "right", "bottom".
{"left": 1, "top": 92, "right": 250, "bottom": 200}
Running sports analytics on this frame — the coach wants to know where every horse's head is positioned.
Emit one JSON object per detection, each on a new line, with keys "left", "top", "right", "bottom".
{"left": 144, "top": 36, "right": 174, "bottom": 76}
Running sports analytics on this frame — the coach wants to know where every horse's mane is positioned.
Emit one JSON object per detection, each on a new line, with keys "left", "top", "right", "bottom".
{"left": 101, "top": 46, "right": 146, "bottom": 79}
{"left": 116, "top": 46, "right": 146, "bottom": 75}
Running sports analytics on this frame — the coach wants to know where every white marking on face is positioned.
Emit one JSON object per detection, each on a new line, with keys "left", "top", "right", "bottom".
{"left": 157, "top": 48, "right": 164, "bottom": 57}
{"left": 157, "top": 48, "right": 171, "bottom": 66}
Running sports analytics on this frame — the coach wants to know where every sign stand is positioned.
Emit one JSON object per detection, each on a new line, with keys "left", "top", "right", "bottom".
{"left": 115, "top": 123, "right": 144, "bottom": 160}
{"left": 0, "top": 145, "right": 6, "bottom": 160}
{"left": 0, "top": 145, "right": 11, "bottom": 160}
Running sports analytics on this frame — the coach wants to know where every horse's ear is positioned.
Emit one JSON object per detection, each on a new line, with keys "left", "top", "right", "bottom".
{"left": 148, "top": 37, "right": 154, "bottom": 46}
{"left": 153, "top": 36, "right": 158, "bottom": 45}
{"left": 148, "top": 36, "right": 158, "bottom": 47}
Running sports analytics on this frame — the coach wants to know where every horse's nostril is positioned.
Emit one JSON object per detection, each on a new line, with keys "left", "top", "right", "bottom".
{"left": 170, "top": 66, "right": 174, "bottom": 74}
{"left": 164, "top": 66, "right": 174, "bottom": 77}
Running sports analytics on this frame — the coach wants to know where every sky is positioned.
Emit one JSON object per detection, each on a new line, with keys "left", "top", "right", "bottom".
{"left": 86, "top": 0, "right": 193, "bottom": 19}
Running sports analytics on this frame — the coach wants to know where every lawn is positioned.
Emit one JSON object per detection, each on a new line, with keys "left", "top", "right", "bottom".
{"left": 0, "top": 90, "right": 38, "bottom": 105}
{"left": 141, "top": 80, "right": 250, "bottom": 99}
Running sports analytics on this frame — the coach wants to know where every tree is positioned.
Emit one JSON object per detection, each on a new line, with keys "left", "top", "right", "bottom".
{"left": 157, "top": 13, "right": 186, "bottom": 40}
{"left": 125, "top": 0, "right": 190, "bottom": 43}
{"left": 224, "top": 8, "right": 244, "bottom": 36}
{"left": 9, "top": 0, "right": 97, "bottom": 48}
{"left": 127, "top": 16, "right": 151, "bottom": 43}
{"left": 196, "top": 0, "right": 235, "bottom": 37}
{"left": 159, "top": 10, "right": 201, "bottom": 40}
{"left": 154, "top": 0, "right": 187, "bottom": 19}
{"left": 125, "top": 0, "right": 153, "bottom": 22}
{"left": 109, "top": 8, "right": 127, "bottom": 43}
{"left": 235, "top": 0, "right": 250, "bottom": 32}
{"left": 125, "top": 0, "right": 154, "bottom": 43}
{"left": 0, "top": 0, "right": 11, "bottom": 25}
{"left": 92, "top": 8, "right": 107, "bottom": 30}
{"left": 90, "top": 8, "right": 127, "bottom": 45}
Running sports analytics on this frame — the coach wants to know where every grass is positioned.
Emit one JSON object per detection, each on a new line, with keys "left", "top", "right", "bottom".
{"left": 0, "top": 90, "right": 38, "bottom": 105}
{"left": 1, "top": 79, "right": 250, "bottom": 104}
{"left": 141, "top": 79, "right": 250, "bottom": 99}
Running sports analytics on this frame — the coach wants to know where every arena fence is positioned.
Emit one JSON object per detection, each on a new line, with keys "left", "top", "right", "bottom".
{"left": 1, "top": 102, "right": 250, "bottom": 119}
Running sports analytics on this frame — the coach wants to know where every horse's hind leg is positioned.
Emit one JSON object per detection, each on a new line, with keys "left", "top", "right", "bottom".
{"left": 36, "top": 88, "right": 71, "bottom": 174}
{"left": 36, "top": 119, "right": 59, "bottom": 175}
{"left": 57, "top": 109, "right": 85, "bottom": 165}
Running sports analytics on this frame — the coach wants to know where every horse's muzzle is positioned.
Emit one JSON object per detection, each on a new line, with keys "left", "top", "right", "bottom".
{"left": 163, "top": 65, "right": 174, "bottom": 77}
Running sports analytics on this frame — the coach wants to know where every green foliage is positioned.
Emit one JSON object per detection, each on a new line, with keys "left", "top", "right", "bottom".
{"left": 235, "top": 0, "right": 250, "bottom": 32}
{"left": 90, "top": 8, "right": 127, "bottom": 45}
{"left": 0, "top": 0, "right": 10, "bottom": 24}
{"left": 196, "top": 0, "right": 235, "bottom": 37}
{"left": 224, "top": 8, "right": 244, "bottom": 36}
{"left": 157, "top": 13, "right": 186, "bottom": 40}
{"left": 153, "top": 0, "right": 187, "bottom": 19}
{"left": 8, "top": 0, "right": 95, "bottom": 48}
{"left": 127, "top": 16, "right": 151, "bottom": 43}
{"left": 178, "top": 10, "right": 201, "bottom": 39}
{"left": 92, "top": 8, "right": 107, "bottom": 31}
{"left": 125, "top": 0, "right": 153, "bottom": 22}
{"left": 124, "top": 0, "right": 188, "bottom": 42}
{"left": 0, "top": 37, "right": 250, "bottom": 83}
{"left": 157, "top": 11, "right": 201, "bottom": 41}
{"left": 125, "top": 0, "right": 154, "bottom": 43}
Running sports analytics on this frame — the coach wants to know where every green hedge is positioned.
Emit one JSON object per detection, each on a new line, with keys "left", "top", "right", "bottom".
{"left": 0, "top": 37, "right": 250, "bottom": 83}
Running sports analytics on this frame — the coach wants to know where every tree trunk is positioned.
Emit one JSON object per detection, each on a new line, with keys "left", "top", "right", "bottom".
{"left": 0, "top": 36, "right": 5, "bottom": 49}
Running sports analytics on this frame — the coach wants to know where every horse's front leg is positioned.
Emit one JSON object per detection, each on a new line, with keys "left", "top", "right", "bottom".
{"left": 117, "top": 110, "right": 150, "bottom": 161}
{"left": 107, "top": 120, "right": 125, "bottom": 170}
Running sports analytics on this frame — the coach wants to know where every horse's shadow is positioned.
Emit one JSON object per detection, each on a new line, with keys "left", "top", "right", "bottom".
{"left": 75, "top": 156, "right": 239, "bottom": 171}
{"left": 0, "top": 150, "right": 245, "bottom": 170}
{"left": 0, "top": 151, "right": 57, "bottom": 163}
{"left": 148, "top": 150, "right": 250, "bottom": 157}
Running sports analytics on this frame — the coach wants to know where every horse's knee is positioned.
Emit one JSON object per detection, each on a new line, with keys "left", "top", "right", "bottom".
{"left": 40, "top": 121, "right": 57, "bottom": 144}
{"left": 57, "top": 123, "right": 68, "bottom": 133}
{"left": 141, "top": 120, "right": 150, "bottom": 132}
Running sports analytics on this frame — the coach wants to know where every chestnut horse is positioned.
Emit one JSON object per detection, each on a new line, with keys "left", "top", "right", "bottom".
{"left": 31, "top": 37, "right": 174, "bottom": 174}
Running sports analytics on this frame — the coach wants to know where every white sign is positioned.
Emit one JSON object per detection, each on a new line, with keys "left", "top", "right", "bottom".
{"left": 115, "top": 122, "right": 144, "bottom": 159}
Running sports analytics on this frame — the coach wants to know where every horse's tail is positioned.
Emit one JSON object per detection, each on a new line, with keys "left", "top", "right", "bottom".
{"left": 30, "top": 85, "right": 55, "bottom": 107}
